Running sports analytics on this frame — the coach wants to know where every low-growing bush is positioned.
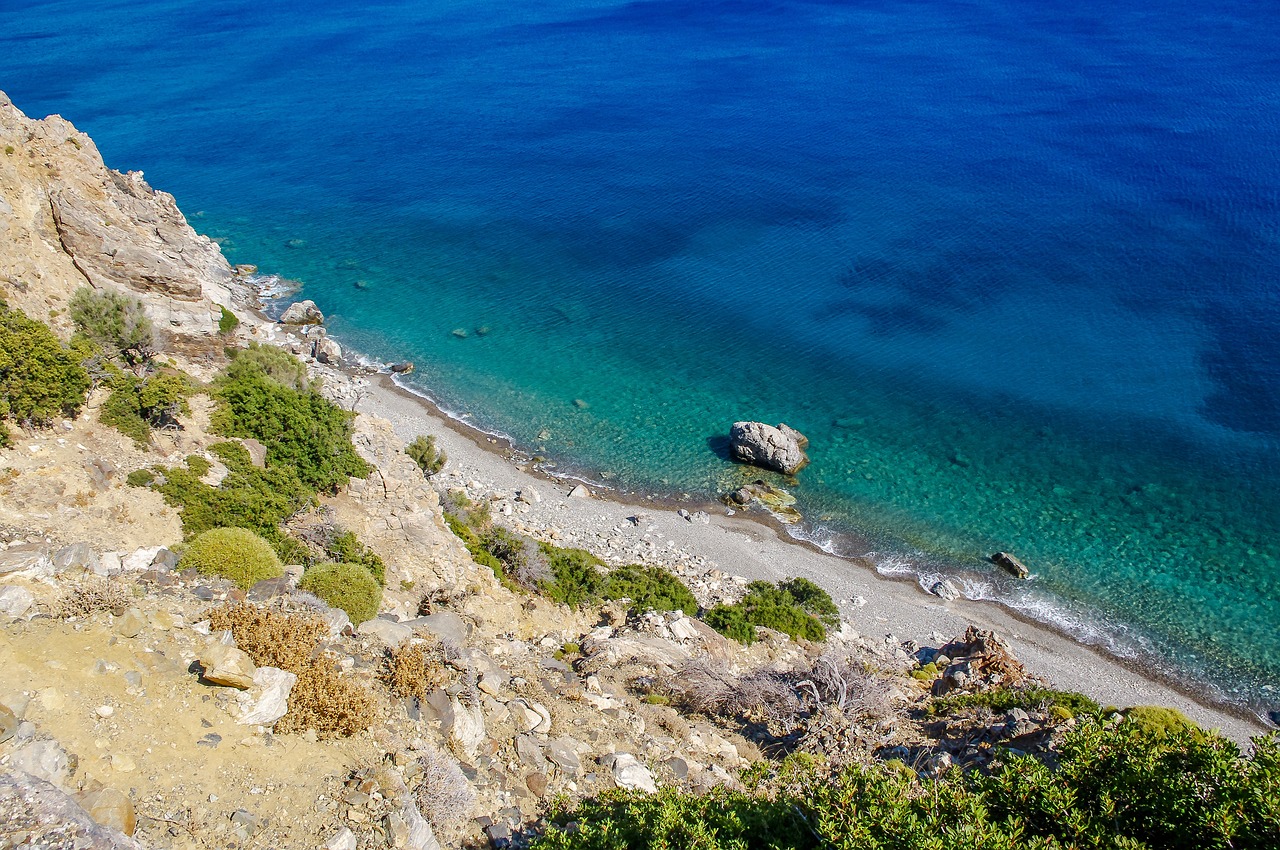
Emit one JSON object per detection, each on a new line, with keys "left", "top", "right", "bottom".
{"left": 603, "top": 563, "right": 698, "bottom": 615}
{"left": 58, "top": 576, "right": 132, "bottom": 618}
{"left": 126, "top": 468, "right": 156, "bottom": 488}
{"left": 0, "top": 301, "right": 90, "bottom": 429}
{"left": 68, "top": 287, "right": 154, "bottom": 366}
{"left": 151, "top": 445, "right": 312, "bottom": 547}
{"left": 1124, "top": 705, "right": 1200, "bottom": 737}
{"left": 406, "top": 434, "right": 446, "bottom": 477}
{"left": 277, "top": 653, "right": 379, "bottom": 738}
{"left": 412, "top": 742, "right": 476, "bottom": 833}
{"left": 208, "top": 602, "right": 378, "bottom": 738}
{"left": 704, "top": 603, "right": 759, "bottom": 644}
{"left": 540, "top": 542, "right": 605, "bottom": 607}
{"left": 99, "top": 371, "right": 192, "bottom": 446}
{"left": 324, "top": 529, "right": 386, "bottom": 585}
{"left": 383, "top": 639, "right": 450, "bottom": 701}
{"left": 208, "top": 602, "right": 328, "bottom": 671}
{"left": 179, "top": 526, "right": 284, "bottom": 590}
{"left": 218, "top": 305, "right": 240, "bottom": 334}
{"left": 537, "top": 722, "right": 1280, "bottom": 850}
{"left": 706, "top": 580, "right": 829, "bottom": 644}
{"left": 298, "top": 562, "right": 382, "bottom": 624}
{"left": 212, "top": 344, "right": 369, "bottom": 491}
{"left": 929, "top": 686, "right": 1101, "bottom": 718}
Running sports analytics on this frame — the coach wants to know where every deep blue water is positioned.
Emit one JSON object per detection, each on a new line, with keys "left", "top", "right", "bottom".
{"left": 3, "top": 0, "right": 1278, "bottom": 714}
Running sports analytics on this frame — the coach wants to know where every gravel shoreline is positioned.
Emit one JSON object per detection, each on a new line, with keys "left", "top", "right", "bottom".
{"left": 344, "top": 367, "right": 1268, "bottom": 745}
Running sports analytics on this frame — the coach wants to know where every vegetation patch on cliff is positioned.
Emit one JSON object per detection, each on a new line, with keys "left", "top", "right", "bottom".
{"left": 537, "top": 722, "right": 1280, "bottom": 850}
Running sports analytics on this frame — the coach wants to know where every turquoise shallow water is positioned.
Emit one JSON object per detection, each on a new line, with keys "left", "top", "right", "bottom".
{"left": 2, "top": 0, "right": 1278, "bottom": 713}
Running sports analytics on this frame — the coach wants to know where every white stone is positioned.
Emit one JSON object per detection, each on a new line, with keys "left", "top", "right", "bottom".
{"left": 0, "top": 586, "right": 35, "bottom": 618}
{"left": 324, "top": 827, "right": 358, "bottom": 850}
{"left": 236, "top": 667, "right": 296, "bottom": 726}
{"left": 122, "top": 546, "right": 162, "bottom": 572}
{"left": 449, "top": 697, "right": 486, "bottom": 756}
{"left": 610, "top": 754, "right": 657, "bottom": 793}
{"left": 567, "top": 484, "right": 591, "bottom": 499}
{"left": 95, "top": 705, "right": 114, "bottom": 718}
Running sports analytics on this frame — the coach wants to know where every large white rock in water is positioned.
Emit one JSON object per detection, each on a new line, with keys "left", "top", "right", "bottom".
{"left": 728, "top": 421, "right": 810, "bottom": 474}
{"left": 279, "top": 299, "right": 324, "bottom": 325}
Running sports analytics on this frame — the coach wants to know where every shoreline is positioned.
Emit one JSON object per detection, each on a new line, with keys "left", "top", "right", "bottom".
{"left": 345, "top": 366, "right": 1269, "bottom": 744}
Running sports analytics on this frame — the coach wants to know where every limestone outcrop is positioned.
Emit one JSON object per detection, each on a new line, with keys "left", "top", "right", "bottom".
{"left": 0, "top": 90, "right": 234, "bottom": 339}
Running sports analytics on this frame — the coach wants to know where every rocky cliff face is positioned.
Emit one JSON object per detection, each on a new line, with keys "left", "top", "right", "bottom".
{"left": 0, "top": 90, "right": 233, "bottom": 340}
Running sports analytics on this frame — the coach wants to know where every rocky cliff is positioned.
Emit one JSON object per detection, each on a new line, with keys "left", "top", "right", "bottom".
{"left": 0, "top": 91, "right": 234, "bottom": 341}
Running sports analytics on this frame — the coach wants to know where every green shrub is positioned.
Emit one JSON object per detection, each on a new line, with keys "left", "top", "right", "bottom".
{"left": 125, "top": 468, "right": 156, "bottom": 487}
{"left": 536, "top": 723, "right": 1280, "bottom": 850}
{"left": 443, "top": 511, "right": 510, "bottom": 585}
{"left": 929, "top": 686, "right": 1101, "bottom": 718}
{"left": 324, "top": 529, "right": 385, "bottom": 586}
{"left": 0, "top": 301, "right": 90, "bottom": 428}
{"left": 540, "top": 543, "right": 605, "bottom": 608}
{"left": 705, "top": 580, "right": 828, "bottom": 644}
{"left": 1124, "top": 705, "right": 1200, "bottom": 737}
{"left": 185, "top": 455, "right": 212, "bottom": 477}
{"left": 405, "top": 434, "right": 446, "bottom": 476}
{"left": 151, "top": 446, "right": 311, "bottom": 542}
{"left": 223, "top": 342, "right": 308, "bottom": 391}
{"left": 539, "top": 784, "right": 814, "bottom": 850}
{"left": 218, "top": 306, "right": 240, "bottom": 334}
{"left": 179, "top": 527, "right": 284, "bottom": 590}
{"left": 299, "top": 562, "right": 382, "bottom": 624}
{"left": 603, "top": 564, "right": 698, "bottom": 615}
{"left": 68, "top": 287, "right": 154, "bottom": 366}
{"left": 704, "top": 604, "right": 758, "bottom": 644}
{"left": 212, "top": 344, "right": 369, "bottom": 491}
{"left": 777, "top": 577, "right": 840, "bottom": 627}
{"left": 99, "top": 371, "right": 192, "bottom": 446}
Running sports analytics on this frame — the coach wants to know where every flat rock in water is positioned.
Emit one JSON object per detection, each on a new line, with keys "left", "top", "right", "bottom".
{"left": 991, "top": 552, "right": 1031, "bottom": 579}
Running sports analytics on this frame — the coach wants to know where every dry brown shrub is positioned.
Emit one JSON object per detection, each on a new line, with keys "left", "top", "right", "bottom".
{"left": 207, "top": 601, "right": 378, "bottom": 738}
{"left": 58, "top": 576, "right": 132, "bottom": 618}
{"left": 207, "top": 602, "right": 326, "bottom": 670}
{"left": 275, "top": 654, "right": 379, "bottom": 738}
{"left": 383, "top": 639, "right": 450, "bottom": 701}
{"left": 412, "top": 741, "right": 476, "bottom": 832}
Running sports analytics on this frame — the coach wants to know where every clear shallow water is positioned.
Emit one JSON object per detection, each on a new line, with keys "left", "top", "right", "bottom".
{"left": 3, "top": 0, "right": 1278, "bottom": 713}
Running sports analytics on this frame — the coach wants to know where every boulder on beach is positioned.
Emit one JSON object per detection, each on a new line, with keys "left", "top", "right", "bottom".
{"left": 728, "top": 421, "right": 810, "bottom": 475}
{"left": 279, "top": 300, "right": 324, "bottom": 325}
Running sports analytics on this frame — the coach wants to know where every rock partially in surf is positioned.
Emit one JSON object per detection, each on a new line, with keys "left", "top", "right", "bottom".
{"left": 722, "top": 480, "right": 802, "bottom": 523}
{"left": 232, "top": 263, "right": 258, "bottom": 277}
{"left": 728, "top": 421, "right": 810, "bottom": 475}
{"left": 931, "top": 579, "right": 961, "bottom": 601}
{"left": 279, "top": 299, "right": 324, "bottom": 325}
{"left": 991, "top": 551, "right": 1030, "bottom": 579}
{"left": 389, "top": 361, "right": 415, "bottom": 374}
{"left": 313, "top": 336, "right": 342, "bottom": 366}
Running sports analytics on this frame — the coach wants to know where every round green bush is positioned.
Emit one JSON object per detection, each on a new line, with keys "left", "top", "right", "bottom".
{"left": 180, "top": 527, "right": 283, "bottom": 590}
{"left": 298, "top": 562, "right": 382, "bottom": 624}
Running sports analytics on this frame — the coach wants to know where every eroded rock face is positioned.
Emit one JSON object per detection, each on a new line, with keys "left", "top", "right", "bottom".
{"left": 728, "top": 421, "right": 810, "bottom": 475}
{"left": 0, "top": 90, "right": 234, "bottom": 337}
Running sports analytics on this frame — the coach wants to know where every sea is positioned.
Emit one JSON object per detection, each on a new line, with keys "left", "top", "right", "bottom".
{"left": 2, "top": 0, "right": 1277, "bottom": 718}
